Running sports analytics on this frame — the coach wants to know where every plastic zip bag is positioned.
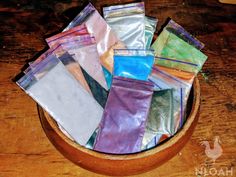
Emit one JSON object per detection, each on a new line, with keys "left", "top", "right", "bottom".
{"left": 152, "top": 29, "right": 207, "bottom": 74}
{"left": 58, "top": 52, "right": 91, "bottom": 94}
{"left": 103, "top": 2, "right": 145, "bottom": 49}
{"left": 64, "top": 3, "right": 95, "bottom": 32}
{"left": 59, "top": 35, "right": 96, "bottom": 51}
{"left": 94, "top": 76, "right": 154, "bottom": 154}
{"left": 99, "top": 41, "right": 125, "bottom": 74}
{"left": 17, "top": 55, "right": 59, "bottom": 89}
{"left": 26, "top": 35, "right": 96, "bottom": 72}
{"left": 113, "top": 49, "right": 155, "bottom": 81}
{"left": 26, "top": 36, "right": 108, "bottom": 107}
{"left": 144, "top": 133, "right": 170, "bottom": 150}
{"left": 154, "top": 65, "right": 195, "bottom": 124}
{"left": 143, "top": 65, "right": 195, "bottom": 149}
{"left": 25, "top": 49, "right": 95, "bottom": 142}
{"left": 145, "top": 16, "right": 158, "bottom": 49}
{"left": 25, "top": 39, "right": 94, "bottom": 94}
{"left": 35, "top": 35, "right": 107, "bottom": 90}
{"left": 67, "top": 42, "right": 108, "bottom": 90}
{"left": 141, "top": 89, "right": 174, "bottom": 149}
{"left": 17, "top": 55, "right": 103, "bottom": 146}
{"left": 46, "top": 24, "right": 89, "bottom": 47}
{"left": 24, "top": 47, "right": 62, "bottom": 74}
{"left": 155, "top": 65, "right": 195, "bottom": 86}
{"left": 63, "top": 3, "right": 122, "bottom": 88}
{"left": 165, "top": 19, "right": 204, "bottom": 50}
{"left": 149, "top": 66, "right": 192, "bottom": 133}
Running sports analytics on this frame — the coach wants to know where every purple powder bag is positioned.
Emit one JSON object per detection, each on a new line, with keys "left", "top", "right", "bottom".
{"left": 94, "top": 76, "right": 154, "bottom": 154}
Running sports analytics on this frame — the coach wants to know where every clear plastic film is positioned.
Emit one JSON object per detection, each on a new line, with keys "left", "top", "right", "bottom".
{"left": 99, "top": 41, "right": 126, "bottom": 74}
{"left": 63, "top": 3, "right": 122, "bottom": 87}
{"left": 155, "top": 65, "right": 195, "bottom": 85}
{"left": 149, "top": 66, "right": 192, "bottom": 133}
{"left": 44, "top": 34, "right": 107, "bottom": 90}
{"left": 26, "top": 35, "right": 95, "bottom": 72}
{"left": 151, "top": 29, "right": 207, "bottom": 74}
{"left": 165, "top": 19, "right": 204, "bottom": 50}
{"left": 145, "top": 16, "right": 158, "bottom": 49}
{"left": 102, "top": 66, "right": 112, "bottom": 89}
{"left": 85, "top": 128, "right": 99, "bottom": 149}
{"left": 144, "top": 134, "right": 162, "bottom": 150}
{"left": 141, "top": 89, "right": 174, "bottom": 149}
{"left": 154, "top": 65, "right": 195, "bottom": 124}
{"left": 25, "top": 40, "right": 93, "bottom": 95}
{"left": 58, "top": 52, "right": 91, "bottom": 94}
{"left": 94, "top": 76, "right": 154, "bottom": 154}
{"left": 46, "top": 24, "right": 89, "bottom": 48}
{"left": 25, "top": 49, "right": 94, "bottom": 142}
{"left": 17, "top": 56, "right": 103, "bottom": 146}
{"left": 103, "top": 2, "right": 145, "bottom": 49}
{"left": 59, "top": 35, "right": 96, "bottom": 51}
{"left": 64, "top": 3, "right": 95, "bottom": 32}
{"left": 17, "top": 54, "right": 59, "bottom": 90}
{"left": 67, "top": 42, "right": 108, "bottom": 90}
{"left": 113, "top": 49, "right": 155, "bottom": 81}
{"left": 24, "top": 46, "right": 62, "bottom": 74}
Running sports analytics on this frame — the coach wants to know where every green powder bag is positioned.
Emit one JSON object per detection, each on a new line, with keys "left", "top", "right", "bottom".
{"left": 152, "top": 29, "right": 207, "bottom": 74}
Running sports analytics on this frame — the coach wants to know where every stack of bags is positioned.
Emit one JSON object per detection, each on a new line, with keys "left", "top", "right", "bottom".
{"left": 16, "top": 2, "right": 207, "bottom": 154}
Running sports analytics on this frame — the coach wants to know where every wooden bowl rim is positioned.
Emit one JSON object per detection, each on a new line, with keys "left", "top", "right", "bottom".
{"left": 41, "top": 77, "right": 200, "bottom": 160}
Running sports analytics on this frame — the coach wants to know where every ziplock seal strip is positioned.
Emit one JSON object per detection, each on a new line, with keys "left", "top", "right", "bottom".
{"left": 155, "top": 56, "right": 198, "bottom": 67}
{"left": 47, "top": 27, "right": 88, "bottom": 44}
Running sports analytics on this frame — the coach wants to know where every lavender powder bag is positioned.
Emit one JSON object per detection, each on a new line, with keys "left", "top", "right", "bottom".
{"left": 94, "top": 76, "right": 154, "bottom": 154}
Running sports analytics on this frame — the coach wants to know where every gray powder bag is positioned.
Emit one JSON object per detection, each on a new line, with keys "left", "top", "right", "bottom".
{"left": 141, "top": 89, "right": 174, "bottom": 150}
{"left": 16, "top": 55, "right": 103, "bottom": 146}
{"left": 103, "top": 2, "right": 145, "bottom": 49}
{"left": 149, "top": 67, "right": 192, "bottom": 133}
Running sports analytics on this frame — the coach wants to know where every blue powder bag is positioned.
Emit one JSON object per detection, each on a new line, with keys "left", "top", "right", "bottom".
{"left": 113, "top": 49, "right": 155, "bottom": 81}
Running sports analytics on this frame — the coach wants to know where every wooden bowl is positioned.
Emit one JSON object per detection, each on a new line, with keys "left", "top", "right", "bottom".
{"left": 38, "top": 78, "right": 200, "bottom": 176}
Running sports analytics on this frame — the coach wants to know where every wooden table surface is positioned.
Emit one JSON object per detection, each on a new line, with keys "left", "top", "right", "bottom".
{"left": 0, "top": 0, "right": 235, "bottom": 176}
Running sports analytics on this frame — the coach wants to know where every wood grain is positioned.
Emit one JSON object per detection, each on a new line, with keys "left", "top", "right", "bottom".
{"left": 0, "top": 0, "right": 235, "bottom": 176}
